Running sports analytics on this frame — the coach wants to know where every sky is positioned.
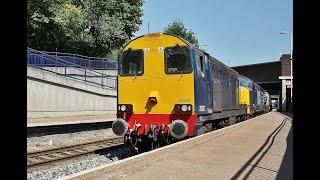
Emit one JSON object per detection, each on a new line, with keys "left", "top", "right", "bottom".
{"left": 134, "top": 0, "right": 293, "bottom": 66}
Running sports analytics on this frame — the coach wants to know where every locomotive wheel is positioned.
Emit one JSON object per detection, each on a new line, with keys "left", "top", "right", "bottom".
{"left": 216, "top": 120, "right": 224, "bottom": 129}
{"left": 211, "top": 125, "right": 217, "bottom": 131}
{"left": 205, "top": 123, "right": 213, "bottom": 132}
{"left": 198, "top": 126, "right": 209, "bottom": 135}
{"left": 224, "top": 119, "right": 230, "bottom": 127}
{"left": 229, "top": 117, "right": 236, "bottom": 125}
{"left": 235, "top": 116, "right": 241, "bottom": 123}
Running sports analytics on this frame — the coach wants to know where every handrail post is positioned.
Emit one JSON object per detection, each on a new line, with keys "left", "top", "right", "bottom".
{"left": 40, "top": 53, "right": 43, "bottom": 69}
{"left": 88, "top": 57, "right": 91, "bottom": 69}
{"left": 56, "top": 52, "right": 58, "bottom": 73}
{"left": 85, "top": 68, "right": 87, "bottom": 83}
{"left": 101, "top": 74, "right": 104, "bottom": 87}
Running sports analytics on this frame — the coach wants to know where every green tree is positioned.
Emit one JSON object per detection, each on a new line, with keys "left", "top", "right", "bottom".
{"left": 163, "top": 20, "right": 199, "bottom": 47}
{"left": 27, "top": 0, "right": 65, "bottom": 51}
{"left": 27, "top": 0, "right": 144, "bottom": 58}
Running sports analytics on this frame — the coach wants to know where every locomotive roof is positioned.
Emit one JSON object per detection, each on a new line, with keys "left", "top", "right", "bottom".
{"left": 208, "top": 56, "right": 239, "bottom": 78}
{"left": 124, "top": 33, "right": 239, "bottom": 77}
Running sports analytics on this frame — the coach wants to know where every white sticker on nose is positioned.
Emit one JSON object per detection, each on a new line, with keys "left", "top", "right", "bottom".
{"left": 158, "top": 47, "right": 164, "bottom": 53}
{"left": 144, "top": 48, "right": 150, "bottom": 54}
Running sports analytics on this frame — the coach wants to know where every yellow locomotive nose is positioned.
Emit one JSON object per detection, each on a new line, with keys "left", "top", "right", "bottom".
{"left": 118, "top": 33, "right": 194, "bottom": 115}
{"left": 117, "top": 33, "right": 197, "bottom": 141}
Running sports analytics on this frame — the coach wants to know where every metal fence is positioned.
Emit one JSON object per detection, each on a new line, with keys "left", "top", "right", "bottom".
{"left": 43, "top": 51, "right": 118, "bottom": 70}
{"left": 27, "top": 48, "right": 117, "bottom": 89}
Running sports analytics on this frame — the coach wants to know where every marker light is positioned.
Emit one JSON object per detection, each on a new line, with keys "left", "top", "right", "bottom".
{"left": 181, "top": 105, "right": 188, "bottom": 112}
{"left": 118, "top": 104, "right": 133, "bottom": 113}
{"left": 120, "top": 105, "right": 126, "bottom": 111}
{"left": 187, "top": 105, "right": 192, "bottom": 111}
{"left": 174, "top": 104, "right": 181, "bottom": 112}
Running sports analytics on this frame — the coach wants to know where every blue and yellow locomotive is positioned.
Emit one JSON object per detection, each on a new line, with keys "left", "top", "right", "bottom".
{"left": 112, "top": 33, "right": 268, "bottom": 151}
{"left": 239, "top": 74, "right": 271, "bottom": 117}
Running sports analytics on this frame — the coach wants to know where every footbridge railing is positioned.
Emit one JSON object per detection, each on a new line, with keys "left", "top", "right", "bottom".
{"left": 27, "top": 48, "right": 117, "bottom": 89}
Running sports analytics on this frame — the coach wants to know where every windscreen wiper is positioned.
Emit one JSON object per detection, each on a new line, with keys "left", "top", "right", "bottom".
{"left": 122, "top": 48, "right": 132, "bottom": 62}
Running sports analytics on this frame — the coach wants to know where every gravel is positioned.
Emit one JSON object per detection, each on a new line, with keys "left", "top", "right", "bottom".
{"left": 27, "top": 145, "right": 134, "bottom": 180}
{"left": 27, "top": 128, "right": 117, "bottom": 153}
{"left": 27, "top": 124, "right": 135, "bottom": 179}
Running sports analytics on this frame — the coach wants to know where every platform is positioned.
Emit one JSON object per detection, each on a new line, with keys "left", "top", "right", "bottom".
{"left": 27, "top": 114, "right": 116, "bottom": 127}
{"left": 64, "top": 112, "right": 292, "bottom": 180}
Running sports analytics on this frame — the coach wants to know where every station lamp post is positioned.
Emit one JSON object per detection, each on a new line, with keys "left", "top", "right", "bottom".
{"left": 280, "top": 31, "right": 293, "bottom": 102}
{"left": 201, "top": 44, "right": 208, "bottom": 50}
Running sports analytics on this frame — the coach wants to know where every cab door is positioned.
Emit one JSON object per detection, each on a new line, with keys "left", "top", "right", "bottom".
{"left": 194, "top": 51, "right": 211, "bottom": 115}
{"left": 204, "top": 55, "right": 213, "bottom": 113}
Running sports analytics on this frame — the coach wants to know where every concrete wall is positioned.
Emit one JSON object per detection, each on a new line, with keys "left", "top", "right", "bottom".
{"left": 39, "top": 67, "right": 117, "bottom": 88}
{"left": 27, "top": 67, "right": 117, "bottom": 118}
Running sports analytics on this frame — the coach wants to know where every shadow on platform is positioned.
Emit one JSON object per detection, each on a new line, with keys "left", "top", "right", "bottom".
{"left": 276, "top": 124, "right": 293, "bottom": 179}
{"left": 280, "top": 112, "right": 293, "bottom": 119}
{"left": 230, "top": 117, "right": 292, "bottom": 180}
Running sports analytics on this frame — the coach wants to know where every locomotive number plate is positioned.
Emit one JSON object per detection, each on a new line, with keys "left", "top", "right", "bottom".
{"left": 179, "top": 98, "right": 190, "bottom": 103}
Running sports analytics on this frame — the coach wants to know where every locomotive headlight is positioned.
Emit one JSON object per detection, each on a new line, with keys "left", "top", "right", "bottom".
{"left": 187, "top": 105, "right": 192, "bottom": 111}
{"left": 120, "top": 105, "right": 126, "bottom": 111}
{"left": 181, "top": 105, "right": 188, "bottom": 112}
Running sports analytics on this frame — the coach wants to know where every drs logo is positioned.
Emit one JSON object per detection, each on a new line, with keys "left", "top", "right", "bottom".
{"left": 199, "top": 105, "right": 205, "bottom": 112}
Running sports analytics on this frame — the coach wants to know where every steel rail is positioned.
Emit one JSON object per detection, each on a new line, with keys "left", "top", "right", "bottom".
{"left": 27, "top": 137, "right": 124, "bottom": 167}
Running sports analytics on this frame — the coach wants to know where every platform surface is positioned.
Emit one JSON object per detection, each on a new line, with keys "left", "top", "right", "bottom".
{"left": 65, "top": 112, "right": 292, "bottom": 180}
{"left": 27, "top": 114, "right": 116, "bottom": 127}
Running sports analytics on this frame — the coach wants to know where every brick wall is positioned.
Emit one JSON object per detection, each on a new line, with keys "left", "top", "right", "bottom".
{"left": 232, "top": 61, "right": 281, "bottom": 83}
{"left": 280, "top": 54, "right": 291, "bottom": 76}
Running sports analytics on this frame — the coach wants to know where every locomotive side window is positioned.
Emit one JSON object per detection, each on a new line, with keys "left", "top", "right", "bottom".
{"left": 119, "top": 49, "right": 144, "bottom": 76}
{"left": 239, "top": 75, "right": 252, "bottom": 90}
{"left": 196, "top": 55, "right": 206, "bottom": 77}
{"left": 164, "top": 45, "right": 192, "bottom": 74}
{"left": 200, "top": 56, "right": 204, "bottom": 72}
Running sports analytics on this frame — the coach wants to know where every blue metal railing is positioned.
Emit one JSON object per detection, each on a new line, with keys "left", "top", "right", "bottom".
{"left": 27, "top": 49, "right": 117, "bottom": 69}
{"left": 27, "top": 48, "right": 117, "bottom": 89}
{"left": 45, "top": 51, "right": 117, "bottom": 70}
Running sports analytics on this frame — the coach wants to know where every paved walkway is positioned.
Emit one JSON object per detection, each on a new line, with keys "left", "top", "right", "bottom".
{"left": 27, "top": 114, "right": 116, "bottom": 127}
{"left": 64, "top": 112, "right": 292, "bottom": 180}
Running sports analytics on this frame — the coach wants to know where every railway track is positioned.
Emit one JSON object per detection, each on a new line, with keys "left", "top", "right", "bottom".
{"left": 27, "top": 137, "right": 124, "bottom": 168}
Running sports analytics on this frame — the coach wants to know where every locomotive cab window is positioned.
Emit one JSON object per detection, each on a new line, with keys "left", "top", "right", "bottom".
{"left": 119, "top": 49, "right": 144, "bottom": 76}
{"left": 164, "top": 45, "right": 192, "bottom": 74}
